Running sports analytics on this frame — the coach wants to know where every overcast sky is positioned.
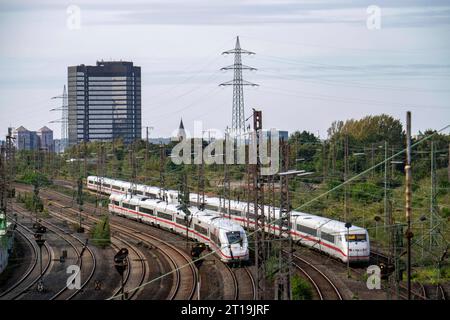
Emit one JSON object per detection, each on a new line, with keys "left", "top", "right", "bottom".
{"left": 1, "top": 0, "right": 449, "bottom": 140}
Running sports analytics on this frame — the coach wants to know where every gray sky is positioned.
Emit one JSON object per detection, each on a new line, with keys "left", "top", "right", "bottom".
{"left": 1, "top": 0, "right": 449, "bottom": 140}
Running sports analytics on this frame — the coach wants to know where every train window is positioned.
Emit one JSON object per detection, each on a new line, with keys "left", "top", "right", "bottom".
{"left": 136, "top": 190, "right": 143, "bottom": 195}
{"left": 176, "top": 217, "right": 188, "bottom": 226}
{"left": 88, "top": 180, "right": 94, "bottom": 184}
{"left": 157, "top": 211, "right": 173, "bottom": 221}
{"left": 345, "top": 234, "right": 366, "bottom": 242}
{"left": 128, "top": 205, "right": 136, "bottom": 210}
{"left": 231, "top": 209, "right": 241, "bottom": 216}
{"left": 103, "top": 183, "right": 110, "bottom": 188}
{"left": 226, "top": 231, "right": 242, "bottom": 245}
{"left": 321, "top": 231, "right": 335, "bottom": 243}
{"left": 272, "top": 219, "right": 283, "bottom": 226}
{"left": 145, "top": 192, "right": 156, "bottom": 199}
{"left": 140, "top": 207, "right": 154, "bottom": 215}
{"left": 248, "top": 213, "right": 256, "bottom": 220}
{"left": 296, "top": 224, "right": 317, "bottom": 237}
{"left": 113, "top": 201, "right": 120, "bottom": 206}
{"left": 194, "top": 224, "right": 208, "bottom": 236}
{"left": 205, "top": 204, "right": 216, "bottom": 211}
{"left": 112, "top": 185, "right": 121, "bottom": 190}
{"left": 210, "top": 233, "right": 221, "bottom": 246}
{"left": 122, "top": 203, "right": 129, "bottom": 209}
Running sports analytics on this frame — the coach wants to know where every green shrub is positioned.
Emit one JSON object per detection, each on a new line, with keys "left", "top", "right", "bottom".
{"left": 17, "top": 170, "right": 52, "bottom": 187}
{"left": 291, "top": 274, "right": 313, "bottom": 300}
{"left": 90, "top": 215, "right": 111, "bottom": 247}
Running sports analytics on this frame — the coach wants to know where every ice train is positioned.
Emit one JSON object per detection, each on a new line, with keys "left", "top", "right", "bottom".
{"left": 88, "top": 176, "right": 370, "bottom": 263}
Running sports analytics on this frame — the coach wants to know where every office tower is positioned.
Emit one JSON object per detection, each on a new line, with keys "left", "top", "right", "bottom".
{"left": 68, "top": 61, "right": 141, "bottom": 145}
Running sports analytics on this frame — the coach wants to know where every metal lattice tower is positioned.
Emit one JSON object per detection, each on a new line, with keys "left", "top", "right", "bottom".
{"left": 250, "top": 109, "right": 266, "bottom": 300}
{"left": 62, "top": 85, "right": 68, "bottom": 149}
{"left": 50, "top": 85, "right": 69, "bottom": 152}
{"left": 220, "top": 36, "right": 258, "bottom": 136}
{"left": 275, "top": 140, "right": 293, "bottom": 300}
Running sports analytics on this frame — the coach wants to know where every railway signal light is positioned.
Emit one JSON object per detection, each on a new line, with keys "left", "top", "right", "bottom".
{"left": 345, "top": 222, "right": 352, "bottom": 278}
{"left": 33, "top": 222, "right": 47, "bottom": 234}
{"left": 114, "top": 248, "right": 129, "bottom": 275}
{"left": 379, "top": 262, "right": 395, "bottom": 279}
{"left": 191, "top": 243, "right": 206, "bottom": 269}
{"left": 34, "top": 232, "right": 46, "bottom": 292}
{"left": 114, "top": 248, "right": 129, "bottom": 300}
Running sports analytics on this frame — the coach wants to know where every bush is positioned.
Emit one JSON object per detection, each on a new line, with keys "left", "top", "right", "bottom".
{"left": 350, "top": 182, "right": 384, "bottom": 203}
{"left": 16, "top": 191, "right": 44, "bottom": 213}
{"left": 17, "top": 170, "right": 52, "bottom": 187}
{"left": 291, "top": 274, "right": 313, "bottom": 300}
{"left": 90, "top": 215, "right": 111, "bottom": 247}
{"left": 442, "top": 207, "right": 450, "bottom": 219}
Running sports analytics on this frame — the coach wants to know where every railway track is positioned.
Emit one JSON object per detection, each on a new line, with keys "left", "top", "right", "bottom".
{"left": 291, "top": 252, "right": 343, "bottom": 300}
{"left": 43, "top": 219, "right": 97, "bottom": 300}
{"left": 16, "top": 184, "right": 198, "bottom": 300}
{"left": 422, "top": 284, "right": 447, "bottom": 300}
{"left": 47, "top": 205, "right": 195, "bottom": 300}
{"left": 35, "top": 208, "right": 148, "bottom": 300}
{"left": 110, "top": 236, "right": 147, "bottom": 300}
{"left": 223, "top": 265, "right": 256, "bottom": 300}
{"left": 0, "top": 226, "right": 46, "bottom": 299}
{"left": 10, "top": 205, "right": 97, "bottom": 300}
{"left": 223, "top": 264, "right": 239, "bottom": 300}
{"left": 0, "top": 220, "right": 52, "bottom": 300}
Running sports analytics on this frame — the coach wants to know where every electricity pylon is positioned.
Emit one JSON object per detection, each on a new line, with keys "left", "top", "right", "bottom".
{"left": 220, "top": 36, "right": 258, "bottom": 137}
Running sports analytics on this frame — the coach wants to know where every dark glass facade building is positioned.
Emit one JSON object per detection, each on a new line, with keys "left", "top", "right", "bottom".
{"left": 68, "top": 61, "right": 141, "bottom": 145}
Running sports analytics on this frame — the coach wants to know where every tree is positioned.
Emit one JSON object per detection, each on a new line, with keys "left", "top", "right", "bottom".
{"left": 327, "top": 114, "right": 404, "bottom": 146}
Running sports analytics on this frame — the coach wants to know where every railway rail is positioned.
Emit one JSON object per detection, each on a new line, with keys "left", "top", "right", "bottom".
{"left": 291, "top": 252, "right": 343, "bottom": 300}
{"left": 0, "top": 220, "right": 52, "bottom": 300}
{"left": 0, "top": 226, "right": 47, "bottom": 299}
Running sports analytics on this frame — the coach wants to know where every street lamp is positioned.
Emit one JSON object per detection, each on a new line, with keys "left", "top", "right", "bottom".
{"left": 345, "top": 222, "right": 352, "bottom": 278}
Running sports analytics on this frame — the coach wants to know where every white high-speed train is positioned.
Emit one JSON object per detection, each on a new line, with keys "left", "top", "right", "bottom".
{"left": 108, "top": 193, "right": 249, "bottom": 263}
{"left": 88, "top": 176, "right": 370, "bottom": 263}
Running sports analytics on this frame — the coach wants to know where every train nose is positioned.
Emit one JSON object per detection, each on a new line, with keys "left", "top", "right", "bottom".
{"left": 229, "top": 244, "right": 248, "bottom": 260}
{"left": 349, "top": 242, "right": 369, "bottom": 260}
